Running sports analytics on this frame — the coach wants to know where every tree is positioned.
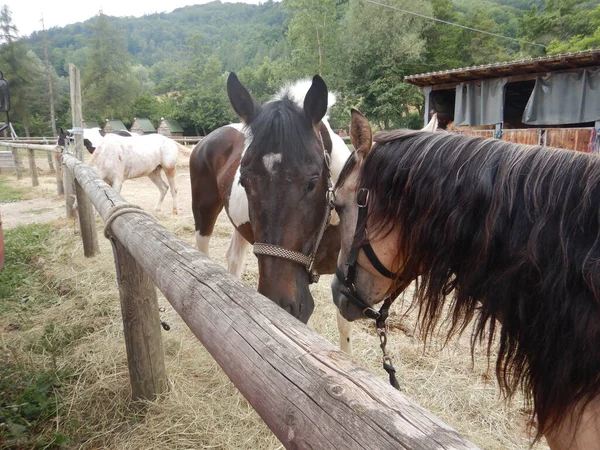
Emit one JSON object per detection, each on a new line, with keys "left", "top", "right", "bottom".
{"left": 342, "top": 0, "right": 430, "bottom": 129}
{"left": 0, "top": 6, "right": 46, "bottom": 136}
{"left": 283, "top": 0, "right": 347, "bottom": 87}
{"left": 82, "top": 13, "right": 140, "bottom": 123}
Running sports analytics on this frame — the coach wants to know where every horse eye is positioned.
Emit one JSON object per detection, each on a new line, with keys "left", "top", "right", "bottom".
{"left": 307, "top": 177, "right": 318, "bottom": 193}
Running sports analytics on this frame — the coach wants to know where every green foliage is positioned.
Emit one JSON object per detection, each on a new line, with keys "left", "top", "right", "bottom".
{"left": 81, "top": 13, "right": 140, "bottom": 123}
{"left": 0, "top": 365, "right": 70, "bottom": 448}
{"left": 283, "top": 0, "right": 347, "bottom": 85}
{"left": 0, "top": 223, "right": 52, "bottom": 302}
{"left": 546, "top": 3, "right": 600, "bottom": 51}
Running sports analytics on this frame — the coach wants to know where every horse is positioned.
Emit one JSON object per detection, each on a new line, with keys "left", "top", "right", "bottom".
{"left": 58, "top": 128, "right": 191, "bottom": 215}
{"left": 190, "top": 73, "right": 351, "bottom": 330}
{"left": 330, "top": 108, "right": 600, "bottom": 449}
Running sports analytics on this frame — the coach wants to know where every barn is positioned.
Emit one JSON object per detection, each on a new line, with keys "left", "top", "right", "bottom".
{"left": 405, "top": 49, "right": 600, "bottom": 153}
{"left": 157, "top": 118, "right": 184, "bottom": 137}
{"left": 103, "top": 119, "right": 128, "bottom": 133}
{"left": 129, "top": 118, "right": 156, "bottom": 135}
{"left": 82, "top": 119, "right": 101, "bottom": 129}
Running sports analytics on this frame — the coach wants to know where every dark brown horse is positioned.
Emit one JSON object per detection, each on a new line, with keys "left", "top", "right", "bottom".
{"left": 190, "top": 73, "right": 350, "bottom": 326}
{"left": 331, "top": 109, "right": 600, "bottom": 449}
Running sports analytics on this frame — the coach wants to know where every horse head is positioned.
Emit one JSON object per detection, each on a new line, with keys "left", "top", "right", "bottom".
{"left": 227, "top": 72, "right": 332, "bottom": 323}
{"left": 57, "top": 128, "right": 74, "bottom": 148}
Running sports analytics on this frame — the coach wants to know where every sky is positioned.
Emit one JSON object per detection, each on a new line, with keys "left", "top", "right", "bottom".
{"left": 7, "top": 0, "right": 266, "bottom": 38}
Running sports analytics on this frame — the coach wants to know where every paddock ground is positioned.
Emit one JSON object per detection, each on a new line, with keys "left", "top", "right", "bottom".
{"left": 0, "top": 154, "right": 549, "bottom": 449}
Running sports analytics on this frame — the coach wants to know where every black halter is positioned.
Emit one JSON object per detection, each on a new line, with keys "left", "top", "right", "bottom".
{"left": 335, "top": 187, "right": 407, "bottom": 390}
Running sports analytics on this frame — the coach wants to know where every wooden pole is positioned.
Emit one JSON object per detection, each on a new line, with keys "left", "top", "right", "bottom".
{"left": 110, "top": 237, "right": 167, "bottom": 401}
{"left": 11, "top": 148, "right": 23, "bottom": 180}
{"left": 69, "top": 64, "right": 84, "bottom": 161}
{"left": 55, "top": 153, "right": 64, "bottom": 195}
{"left": 64, "top": 63, "right": 83, "bottom": 218}
{"left": 27, "top": 148, "right": 39, "bottom": 186}
{"left": 74, "top": 179, "right": 99, "bottom": 257}
{"left": 46, "top": 152, "right": 55, "bottom": 174}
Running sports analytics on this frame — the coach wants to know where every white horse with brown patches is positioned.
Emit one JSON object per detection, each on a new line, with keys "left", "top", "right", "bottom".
{"left": 58, "top": 129, "right": 191, "bottom": 215}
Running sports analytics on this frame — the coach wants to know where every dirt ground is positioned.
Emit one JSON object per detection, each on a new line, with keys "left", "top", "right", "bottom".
{"left": 0, "top": 153, "right": 550, "bottom": 450}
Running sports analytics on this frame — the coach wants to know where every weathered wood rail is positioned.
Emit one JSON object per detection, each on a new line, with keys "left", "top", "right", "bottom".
{"left": 0, "top": 141, "right": 63, "bottom": 193}
{"left": 62, "top": 152, "right": 480, "bottom": 450}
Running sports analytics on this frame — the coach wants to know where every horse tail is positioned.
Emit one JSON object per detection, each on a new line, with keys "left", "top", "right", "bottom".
{"left": 175, "top": 141, "right": 192, "bottom": 157}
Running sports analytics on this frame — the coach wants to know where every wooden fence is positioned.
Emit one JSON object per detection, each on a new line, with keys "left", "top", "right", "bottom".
{"left": 452, "top": 127, "right": 596, "bottom": 152}
{"left": 52, "top": 151, "right": 480, "bottom": 449}
{"left": 0, "top": 141, "right": 63, "bottom": 193}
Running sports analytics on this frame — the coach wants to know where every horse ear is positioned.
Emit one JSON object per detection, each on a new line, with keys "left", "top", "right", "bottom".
{"left": 422, "top": 113, "right": 439, "bottom": 132}
{"left": 304, "top": 75, "right": 328, "bottom": 126}
{"left": 350, "top": 108, "right": 372, "bottom": 159}
{"left": 227, "top": 72, "right": 261, "bottom": 124}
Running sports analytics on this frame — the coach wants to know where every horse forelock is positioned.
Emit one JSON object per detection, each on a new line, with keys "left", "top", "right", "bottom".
{"left": 244, "top": 97, "right": 322, "bottom": 166}
{"left": 360, "top": 130, "right": 600, "bottom": 439}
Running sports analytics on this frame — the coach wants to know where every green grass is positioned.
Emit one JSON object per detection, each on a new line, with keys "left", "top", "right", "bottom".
{"left": 0, "top": 223, "right": 76, "bottom": 448}
{"left": 0, "top": 364, "right": 71, "bottom": 448}
{"left": 0, "top": 224, "right": 53, "bottom": 304}
{"left": 0, "top": 176, "right": 25, "bottom": 202}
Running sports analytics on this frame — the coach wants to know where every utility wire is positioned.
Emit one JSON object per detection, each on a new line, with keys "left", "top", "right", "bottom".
{"left": 363, "top": 0, "right": 546, "bottom": 48}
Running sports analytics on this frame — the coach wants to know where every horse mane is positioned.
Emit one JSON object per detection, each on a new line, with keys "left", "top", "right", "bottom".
{"left": 360, "top": 130, "right": 600, "bottom": 439}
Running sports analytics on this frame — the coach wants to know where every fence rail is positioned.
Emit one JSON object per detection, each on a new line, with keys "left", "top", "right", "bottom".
{"left": 61, "top": 151, "right": 480, "bottom": 450}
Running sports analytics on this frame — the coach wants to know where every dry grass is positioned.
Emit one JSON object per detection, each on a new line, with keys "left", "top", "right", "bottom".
{"left": 0, "top": 163, "right": 550, "bottom": 449}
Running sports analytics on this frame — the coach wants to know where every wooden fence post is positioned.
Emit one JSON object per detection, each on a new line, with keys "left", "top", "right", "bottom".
{"left": 55, "top": 153, "right": 64, "bottom": 195}
{"left": 11, "top": 148, "right": 23, "bottom": 180}
{"left": 27, "top": 148, "right": 39, "bottom": 186}
{"left": 74, "top": 179, "right": 99, "bottom": 257}
{"left": 110, "top": 237, "right": 167, "bottom": 401}
{"left": 46, "top": 151, "right": 55, "bottom": 174}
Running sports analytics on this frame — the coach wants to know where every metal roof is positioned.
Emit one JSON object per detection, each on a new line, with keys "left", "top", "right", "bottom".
{"left": 131, "top": 118, "right": 156, "bottom": 132}
{"left": 160, "top": 119, "right": 184, "bottom": 133}
{"left": 405, "top": 49, "right": 600, "bottom": 87}
{"left": 104, "top": 119, "right": 127, "bottom": 131}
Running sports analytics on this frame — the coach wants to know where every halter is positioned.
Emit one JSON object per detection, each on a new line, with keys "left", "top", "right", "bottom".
{"left": 335, "top": 187, "right": 407, "bottom": 390}
{"left": 252, "top": 131, "right": 334, "bottom": 284}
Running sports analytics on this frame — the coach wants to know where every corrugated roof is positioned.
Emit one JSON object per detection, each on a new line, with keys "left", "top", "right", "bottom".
{"left": 161, "top": 119, "right": 184, "bottom": 133}
{"left": 83, "top": 120, "right": 100, "bottom": 129}
{"left": 132, "top": 118, "right": 156, "bottom": 132}
{"left": 405, "top": 49, "right": 600, "bottom": 87}
{"left": 104, "top": 119, "right": 127, "bottom": 131}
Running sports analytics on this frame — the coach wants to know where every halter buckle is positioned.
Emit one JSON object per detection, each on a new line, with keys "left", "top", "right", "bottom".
{"left": 357, "top": 188, "right": 369, "bottom": 208}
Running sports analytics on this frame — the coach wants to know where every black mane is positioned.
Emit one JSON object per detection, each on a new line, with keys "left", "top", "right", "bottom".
{"left": 360, "top": 130, "right": 600, "bottom": 439}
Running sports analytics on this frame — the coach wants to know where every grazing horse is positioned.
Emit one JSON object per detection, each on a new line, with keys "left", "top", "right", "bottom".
{"left": 331, "top": 108, "right": 600, "bottom": 449}
{"left": 58, "top": 128, "right": 191, "bottom": 215}
{"left": 190, "top": 73, "right": 350, "bottom": 326}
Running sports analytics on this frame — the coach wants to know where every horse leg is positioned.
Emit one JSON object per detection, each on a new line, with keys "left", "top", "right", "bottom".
{"left": 337, "top": 310, "right": 353, "bottom": 355}
{"left": 147, "top": 168, "right": 169, "bottom": 213}
{"left": 163, "top": 167, "right": 178, "bottom": 215}
{"left": 191, "top": 190, "right": 222, "bottom": 257}
{"left": 544, "top": 398, "right": 600, "bottom": 449}
{"left": 226, "top": 229, "right": 250, "bottom": 278}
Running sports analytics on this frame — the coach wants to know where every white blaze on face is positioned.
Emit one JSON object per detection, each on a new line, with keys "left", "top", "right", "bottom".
{"left": 228, "top": 124, "right": 252, "bottom": 228}
{"left": 262, "top": 153, "right": 282, "bottom": 175}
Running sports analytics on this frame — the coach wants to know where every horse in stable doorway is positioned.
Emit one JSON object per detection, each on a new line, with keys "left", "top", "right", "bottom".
{"left": 331, "top": 108, "right": 600, "bottom": 450}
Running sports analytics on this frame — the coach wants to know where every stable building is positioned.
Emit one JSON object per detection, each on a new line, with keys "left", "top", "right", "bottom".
{"left": 405, "top": 49, "right": 600, "bottom": 153}
{"left": 130, "top": 118, "right": 156, "bottom": 135}
{"left": 103, "top": 119, "right": 128, "bottom": 133}
{"left": 157, "top": 118, "right": 184, "bottom": 137}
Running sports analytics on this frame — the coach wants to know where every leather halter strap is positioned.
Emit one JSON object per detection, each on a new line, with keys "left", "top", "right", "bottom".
{"left": 335, "top": 187, "right": 406, "bottom": 390}
{"left": 252, "top": 131, "right": 334, "bottom": 284}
